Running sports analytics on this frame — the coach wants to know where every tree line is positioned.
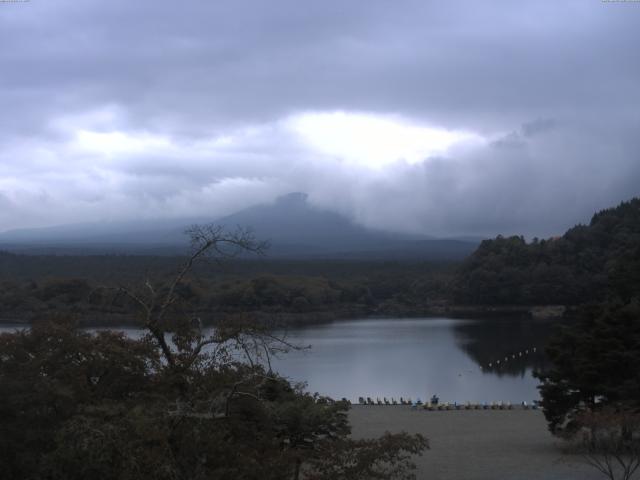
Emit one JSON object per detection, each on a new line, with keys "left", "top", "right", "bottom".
{"left": 0, "top": 257, "right": 455, "bottom": 324}
{"left": 453, "top": 198, "right": 640, "bottom": 306}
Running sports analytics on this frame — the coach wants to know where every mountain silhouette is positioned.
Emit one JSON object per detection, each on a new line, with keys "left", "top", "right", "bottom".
{"left": 0, "top": 193, "right": 479, "bottom": 259}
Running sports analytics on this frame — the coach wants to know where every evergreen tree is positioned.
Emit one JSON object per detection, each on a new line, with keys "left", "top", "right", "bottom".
{"left": 535, "top": 301, "right": 640, "bottom": 435}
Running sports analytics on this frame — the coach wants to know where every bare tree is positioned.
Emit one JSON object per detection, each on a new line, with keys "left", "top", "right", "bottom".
{"left": 115, "top": 224, "right": 270, "bottom": 368}
{"left": 569, "top": 409, "right": 640, "bottom": 480}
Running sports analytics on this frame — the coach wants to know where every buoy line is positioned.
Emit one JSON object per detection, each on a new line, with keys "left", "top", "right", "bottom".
{"left": 483, "top": 346, "right": 538, "bottom": 369}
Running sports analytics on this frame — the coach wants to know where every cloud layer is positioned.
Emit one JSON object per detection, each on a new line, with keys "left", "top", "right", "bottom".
{"left": 0, "top": 0, "right": 639, "bottom": 237}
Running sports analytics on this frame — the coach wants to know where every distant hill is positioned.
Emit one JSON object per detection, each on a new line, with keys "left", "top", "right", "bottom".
{"left": 0, "top": 192, "right": 479, "bottom": 260}
{"left": 453, "top": 198, "right": 640, "bottom": 305}
{"left": 0, "top": 217, "right": 205, "bottom": 246}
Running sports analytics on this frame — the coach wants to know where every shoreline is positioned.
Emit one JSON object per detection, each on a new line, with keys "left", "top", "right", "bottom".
{"left": 0, "top": 304, "right": 567, "bottom": 327}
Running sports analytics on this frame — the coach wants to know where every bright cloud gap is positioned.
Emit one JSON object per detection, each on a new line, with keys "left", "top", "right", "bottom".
{"left": 287, "top": 111, "right": 486, "bottom": 169}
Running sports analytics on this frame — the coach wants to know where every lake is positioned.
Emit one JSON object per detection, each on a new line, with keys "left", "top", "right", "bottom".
{"left": 0, "top": 316, "right": 556, "bottom": 404}
{"left": 271, "top": 317, "right": 553, "bottom": 404}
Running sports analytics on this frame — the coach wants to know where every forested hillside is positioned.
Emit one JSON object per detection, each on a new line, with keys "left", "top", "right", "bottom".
{"left": 0, "top": 255, "right": 455, "bottom": 324}
{"left": 454, "top": 198, "right": 640, "bottom": 305}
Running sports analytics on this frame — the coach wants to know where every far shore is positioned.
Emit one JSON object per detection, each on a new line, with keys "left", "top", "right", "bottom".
{"left": 0, "top": 304, "right": 567, "bottom": 327}
{"left": 349, "top": 406, "right": 599, "bottom": 480}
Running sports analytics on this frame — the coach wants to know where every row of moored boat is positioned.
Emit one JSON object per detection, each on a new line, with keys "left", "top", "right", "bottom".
{"left": 357, "top": 397, "right": 540, "bottom": 410}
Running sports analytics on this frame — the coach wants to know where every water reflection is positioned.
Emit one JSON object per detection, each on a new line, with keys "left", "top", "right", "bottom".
{"left": 270, "top": 317, "right": 560, "bottom": 403}
{"left": 452, "top": 318, "right": 552, "bottom": 378}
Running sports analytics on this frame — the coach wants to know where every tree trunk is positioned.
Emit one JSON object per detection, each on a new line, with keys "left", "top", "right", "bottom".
{"left": 293, "top": 457, "right": 301, "bottom": 480}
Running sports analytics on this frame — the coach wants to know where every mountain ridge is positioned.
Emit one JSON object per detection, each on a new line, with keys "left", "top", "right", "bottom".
{"left": 0, "top": 192, "right": 480, "bottom": 260}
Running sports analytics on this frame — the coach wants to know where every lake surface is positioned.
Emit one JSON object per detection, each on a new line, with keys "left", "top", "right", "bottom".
{"left": 0, "top": 317, "right": 556, "bottom": 404}
{"left": 271, "top": 317, "right": 553, "bottom": 404}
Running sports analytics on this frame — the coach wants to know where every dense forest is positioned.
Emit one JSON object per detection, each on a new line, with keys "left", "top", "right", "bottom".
{"left": 0, "top": 254, "right": 456, "bottom": 325}
{"left": 453, "top": 198, "right": 640, "bottom": 306}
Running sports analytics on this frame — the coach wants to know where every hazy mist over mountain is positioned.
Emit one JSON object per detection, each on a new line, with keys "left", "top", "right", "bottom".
{"left": 0, "top": 192, "right": 479, "bottom": 259}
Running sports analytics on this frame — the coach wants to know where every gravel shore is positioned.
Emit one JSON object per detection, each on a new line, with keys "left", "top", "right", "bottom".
{"left": 349, "top": 406, "right": 602, "bottom": 480}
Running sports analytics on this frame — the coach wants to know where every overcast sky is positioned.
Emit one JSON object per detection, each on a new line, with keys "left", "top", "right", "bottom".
{"left": 1, "top": 0, "right": 639, "bottom": 237}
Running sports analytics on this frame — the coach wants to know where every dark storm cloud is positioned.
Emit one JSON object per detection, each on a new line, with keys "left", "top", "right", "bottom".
{"left": 0, "top": 0, "right": 638, "bottom": 235}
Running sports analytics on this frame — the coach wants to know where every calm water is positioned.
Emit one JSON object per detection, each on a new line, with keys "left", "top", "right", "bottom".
{"left": 271, "top": 317, "right": 552, "bottom": 404}
{"left": 0, "top": 317, "right": 556, "bottom": 403}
